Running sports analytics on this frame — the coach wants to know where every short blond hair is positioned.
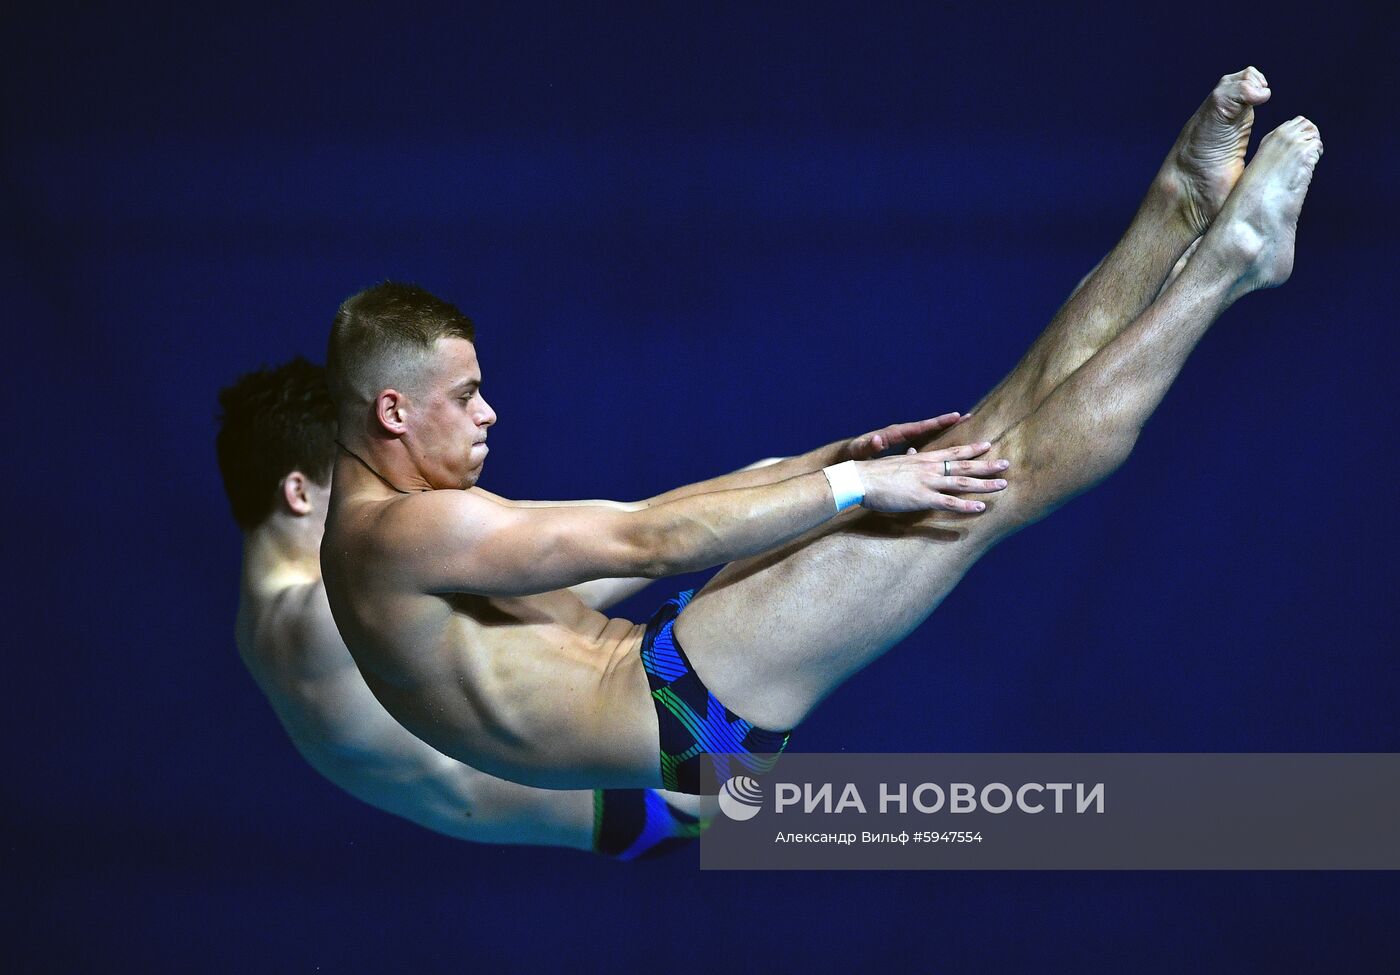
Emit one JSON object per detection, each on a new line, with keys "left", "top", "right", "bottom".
{"left": 326, "top": 282, "right": 476, "bottom": 406}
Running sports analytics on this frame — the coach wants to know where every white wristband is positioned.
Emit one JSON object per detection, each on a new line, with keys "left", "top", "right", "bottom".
{"left": 822, "top": 460, "right": 865, "bottom": 513}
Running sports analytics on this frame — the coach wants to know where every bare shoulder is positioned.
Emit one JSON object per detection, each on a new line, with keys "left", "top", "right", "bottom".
{"left": 375, "top": 488, "right": 516, "bottom": 549}
{"left": 348, "top": 485, "right": 648, "bottom": 598}
{"left": 245, "top": 577, "right": 342, "bottom": 677}
{"left": 279, "top": 578, "right": 338, "bottom": 646}
{"left": 359, "top": 489, "right": 532, "bottom": 587}
{"left": 469, "top": 485, "right": 518, "bottom": 507}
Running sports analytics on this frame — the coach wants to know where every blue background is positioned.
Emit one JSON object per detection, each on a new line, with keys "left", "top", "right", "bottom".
{"left": 6, "top": 2, "right": 1397, "bottom": 971}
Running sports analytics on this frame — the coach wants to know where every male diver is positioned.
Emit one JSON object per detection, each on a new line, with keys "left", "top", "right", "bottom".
{"left": 319, "top": 69, "right": 1321, "bottom": 793}
{"left": 219, "top": 358, "right": 711, "bottom": 858}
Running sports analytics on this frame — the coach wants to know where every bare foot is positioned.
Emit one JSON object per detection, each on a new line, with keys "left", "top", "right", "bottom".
{"left": 1159, "top": 67, "right": 1272, "bottom": 236}
{"left": 1198, "top": 116, "right": 1324, "bottom": 296}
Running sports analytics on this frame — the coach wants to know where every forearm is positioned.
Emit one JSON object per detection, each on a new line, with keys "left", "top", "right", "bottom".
{"left": 492, "top": 495, "right": 645, "bottom": 512}
{"left": 385, "top": 760, "right": 594, "bottom": 849}
{"left": 493, "top": 446, "right": 835, "bottom": 514}
{"left": 641, "top": 470, "right": 841, "bottom": 576}
{"left": 422, "top": 763, "right": 596, "bottom": 849}
{"left": 643, "top": 448, "right": 839, "bottom": 507}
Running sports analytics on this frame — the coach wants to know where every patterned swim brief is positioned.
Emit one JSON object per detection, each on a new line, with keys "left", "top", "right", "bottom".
{"left": 639, "top": 589, "right": 792, "bottom": 794}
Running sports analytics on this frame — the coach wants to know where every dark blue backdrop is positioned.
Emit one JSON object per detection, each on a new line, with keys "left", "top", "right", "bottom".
{"left": 7, "top": 2, "right": 1397, "bottom": 971}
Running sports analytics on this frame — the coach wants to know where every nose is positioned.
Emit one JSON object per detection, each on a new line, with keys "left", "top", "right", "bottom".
{"left": 477, "top": 395, "right": 497, "bottom": 429}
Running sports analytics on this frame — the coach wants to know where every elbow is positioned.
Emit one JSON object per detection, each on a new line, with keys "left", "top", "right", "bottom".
{"left": 643, "top": 560, "right": 674, "bottom": 580}
{"left": 637, "top": 545, "right": 675, "bottom": 581}
{"left": 626, "top": 513, "right": 677, "bottom": 579}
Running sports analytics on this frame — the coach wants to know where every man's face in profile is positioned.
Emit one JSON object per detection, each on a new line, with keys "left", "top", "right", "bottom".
{"left": 402, "top": 337, "right": 496, "bottom": 490}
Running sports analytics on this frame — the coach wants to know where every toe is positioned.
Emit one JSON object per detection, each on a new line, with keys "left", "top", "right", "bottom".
{"left": 1211, "top": 86, "right": 1250, "bottom": 118}
{"left": 1217, "top": 67, "right": 1269, "bottom": 106}
{"left": 1260, "top": 121, "right": 1295, "bottom": 145}
{"left": 1213, "top": 76, "right": 1269, "bottom": 114}
{"left": 1291, "top": 117, "right": 1319, "bottom": 140}
{"left": 1225, "top": 66, "right": 1267, "bottom": 85}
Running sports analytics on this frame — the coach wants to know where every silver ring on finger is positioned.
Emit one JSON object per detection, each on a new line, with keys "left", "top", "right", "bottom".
{"left": 943, "top": 460, "right": 951, "bottom": 477}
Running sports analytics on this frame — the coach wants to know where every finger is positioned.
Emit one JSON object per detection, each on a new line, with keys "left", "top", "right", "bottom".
{"left": 933, "top": 494, "right": 988, "bottom": 513}
{"left": 936, "top": 475, "right": 1008, "bottom": 494}
{"left": 878, "top": 425, "right": 913, "bottom": 448}
{"left": 923, "top": 440, "right": 993, "bottom": 461}
{"left": 882, "top": 413, "right": 963, "bottom": 453}
{"left": 890, "top": 414, "right": 960, "bottom": 442}
{"left": 847, "top": 435, "right": 879, "bottom": 459}
{"left": 911, "top": 413, "right": 961, "bottom": 432}
{"left": 941, "top": 459, "right": 1011, "bottom": 477}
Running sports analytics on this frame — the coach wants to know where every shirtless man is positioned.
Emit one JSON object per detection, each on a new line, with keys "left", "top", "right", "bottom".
{"left": 321, "top": 69, "right": 1322, "bottom": 793}
{"left": 218, "top": 357, "right": 716, "bottom": 858}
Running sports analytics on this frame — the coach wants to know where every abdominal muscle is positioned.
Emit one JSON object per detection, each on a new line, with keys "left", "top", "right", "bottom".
{"left": 355, "top": 588, "right": 659, "bottom": 790}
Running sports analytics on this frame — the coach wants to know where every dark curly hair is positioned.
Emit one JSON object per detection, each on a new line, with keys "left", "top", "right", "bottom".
{"left": 216, "top": 357, "right": 337, "bottom": 532}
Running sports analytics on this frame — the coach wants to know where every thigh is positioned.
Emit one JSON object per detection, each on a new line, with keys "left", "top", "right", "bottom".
{"left": 673, "top": 505, "right": 998, "bottom": 730}
{"left": 673, "top": 409, "right": 1052, "bottom": 731}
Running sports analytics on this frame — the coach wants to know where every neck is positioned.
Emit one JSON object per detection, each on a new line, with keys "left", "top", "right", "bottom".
{"left": 335, "top": 435, "right": 439, "bottom": 494}
{"left": 244, "top": 516, "right": 321, "bottom": 588}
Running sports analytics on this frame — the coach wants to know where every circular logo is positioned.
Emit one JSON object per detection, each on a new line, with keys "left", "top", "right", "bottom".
{"left": 717, "top": 775, "right": 764, "bottom": 821}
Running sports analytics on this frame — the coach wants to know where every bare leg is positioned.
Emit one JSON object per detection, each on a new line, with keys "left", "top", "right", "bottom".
{"left": 1157, "top": 238, "right": 1202, "bottom": 299}
{"left": 965, "top": 68, "right": 1270, "bottom": 438}
{"left": 676, "top": 118, "right": 1322, "bottom": 729}
{"left": 1077, "top": 235, "right": 1200, "bottom": 308}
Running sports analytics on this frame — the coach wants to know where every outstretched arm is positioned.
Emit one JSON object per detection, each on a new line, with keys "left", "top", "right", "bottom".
{"left": 396, "top": 436, "right": 1010, "bottom": 598}
{"left": 476, "top": 458, "right": 786, "bottom": 609}
{"left": 477, "top": 413, "right": 962, "bottom": 515}
{"left": 642, "top": 413, "right": 968, "bottom": 506}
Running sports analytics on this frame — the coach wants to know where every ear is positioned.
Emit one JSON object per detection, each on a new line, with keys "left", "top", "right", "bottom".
{"left": 281, "top": 471, "right": 314, "bottom": 516}
{"left": 374, "top": 389, "right": 409, "bottom": 435}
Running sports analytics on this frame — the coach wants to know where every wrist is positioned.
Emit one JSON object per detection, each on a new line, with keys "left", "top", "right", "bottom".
{"left": 821, "top": 460, "right": 865, "bottom": 513}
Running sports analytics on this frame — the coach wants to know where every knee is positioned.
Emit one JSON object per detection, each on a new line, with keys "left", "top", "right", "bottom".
{"left": 990, "top": 414, "right": 1138, "bottom": 521}
{"left": 920, "top": 402, "right": 1032, "bottom": 456}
